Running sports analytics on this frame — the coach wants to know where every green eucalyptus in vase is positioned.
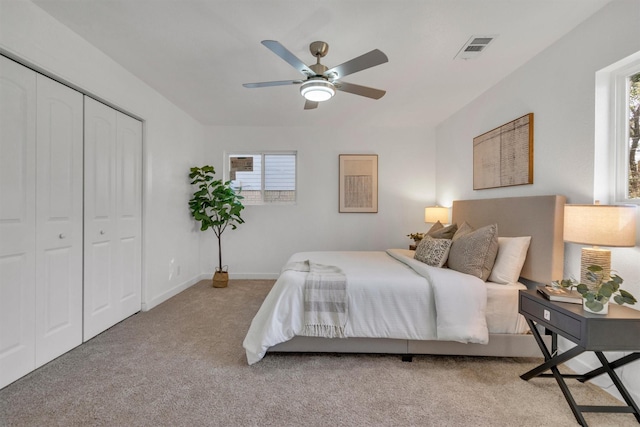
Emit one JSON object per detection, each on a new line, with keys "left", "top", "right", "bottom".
{"left": 556, "top": 265, "right": 637, "bottom": 313}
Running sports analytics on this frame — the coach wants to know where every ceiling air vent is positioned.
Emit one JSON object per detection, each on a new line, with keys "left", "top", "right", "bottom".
{"left": 454, "top": 35, "right": 497, "bottom": 60}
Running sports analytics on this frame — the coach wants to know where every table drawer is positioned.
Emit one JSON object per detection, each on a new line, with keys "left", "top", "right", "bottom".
{"left": 521, "top": 295, "right": 582, "bottom": 340}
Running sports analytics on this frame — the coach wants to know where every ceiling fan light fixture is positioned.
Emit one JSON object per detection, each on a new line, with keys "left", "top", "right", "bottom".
{"left": 300, "top": 79, "right": 335, "bottom": 102}
{"left": 244, "top": 40, "right": 388, "bottom": 109}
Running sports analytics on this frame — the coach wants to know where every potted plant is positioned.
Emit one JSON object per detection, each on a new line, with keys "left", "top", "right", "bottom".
{"left": 555, "top": 265, "right": 637, "bottom": 314}
{"left": 407, "top": 232, "right": 425, "bottom": 245}
{"left": 189, "top": 165, "right": 245, "bottom": 288}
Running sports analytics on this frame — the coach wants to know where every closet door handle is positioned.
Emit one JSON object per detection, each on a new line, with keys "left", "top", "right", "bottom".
{"left": 59, "top": 233, "right": 65, "bottom": 239}
{"left": 100, "top": 230, "right": 105, "bottom": 235}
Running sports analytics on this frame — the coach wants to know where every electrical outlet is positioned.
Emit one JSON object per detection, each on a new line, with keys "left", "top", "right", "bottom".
{"left": 544, "top": 309, "right": 550, "bottom": 321}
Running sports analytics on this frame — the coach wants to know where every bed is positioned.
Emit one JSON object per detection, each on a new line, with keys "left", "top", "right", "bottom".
{"left": 243, "top": 195, "right": 566, "bottom": 364}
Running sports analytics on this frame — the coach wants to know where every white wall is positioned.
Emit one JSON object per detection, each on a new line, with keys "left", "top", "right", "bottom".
{"left": 435, "top": 0, "right": 640, "bottom": 403}
{"left": 201, "top": 125, "right": 436, "bottom": 277}
{"left": 0, "top": 0, "right": 205, "bottom": 310}
{"left": 0, "top": 0, "right": 436, "bottom": 301}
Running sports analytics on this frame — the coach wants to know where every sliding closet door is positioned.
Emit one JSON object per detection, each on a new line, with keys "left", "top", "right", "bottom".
{"left": 0, "top": 57, "right": 141, "bottom": 386}
{"left": 34, "top": 74, "right": 83, "bottom": 366}
{"left": 0, "top": 56, "right": 37, "bottom": 387}
{"left": 115, "top": 113, "right": 142, "bottom": 320}
{"left": 84, "top": 97, "right": 117, "bottom": 340}
{"left": 84, "top": 97, "right": 141, "bottom": 341}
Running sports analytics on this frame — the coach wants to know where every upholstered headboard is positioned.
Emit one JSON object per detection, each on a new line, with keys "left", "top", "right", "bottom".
{"left": 452, "top": 195, "right": 566, "bottom": 285}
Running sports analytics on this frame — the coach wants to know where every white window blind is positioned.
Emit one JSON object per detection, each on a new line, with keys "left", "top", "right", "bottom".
{"left": 226, "top": 152, "right": 296, "bottom": 205}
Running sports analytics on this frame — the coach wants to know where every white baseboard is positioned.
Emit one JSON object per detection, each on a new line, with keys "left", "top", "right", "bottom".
{"left": 231, "top": 272, "right": 279, "bottom": 280}
{"left": 203, "top": 272, "right": 279, "bottom": 280}
{"left": 143, "top": 275, "right": 202, "bottom": 311}
{"left": 559, "top": 338, "right": 639, "bottom": 403}
{"left": 564, "top": 356, "right": 624, "bottom": 401}
{"left": 143, "top": 273, "right": 277, "bottom": 311}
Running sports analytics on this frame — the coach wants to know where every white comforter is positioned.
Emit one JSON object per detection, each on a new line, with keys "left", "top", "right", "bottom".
{"left": 243, "top": 249, "right": 488, "bottom": 365}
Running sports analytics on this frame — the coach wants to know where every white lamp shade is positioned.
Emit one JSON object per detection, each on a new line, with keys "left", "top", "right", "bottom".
{"left": 564, "top": 204, "right": 637, "bottom": 247}
{"left": 424, "top": 206, "right": 450, "bottom": 224}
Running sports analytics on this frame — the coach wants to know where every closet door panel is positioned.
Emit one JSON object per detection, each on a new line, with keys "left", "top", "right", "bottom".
{"left": 119, "top": 237, "right": 137, "bottom": 301}
{"left": 34, "top": 74, "right": 83, "bottom": 366}
{"left": 0, "top": 56, "right": 37, "bottom": 388}
{"left": 84, "top": 97, "right": 118, "bottom": 341}
{"left": 116, "top": 113, "right": 142, "bottom": 318}
{"left": 89, "top": 242, "right": 112, "bottom": 311}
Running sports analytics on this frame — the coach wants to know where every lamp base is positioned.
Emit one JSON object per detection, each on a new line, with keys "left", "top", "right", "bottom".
{"left": 580, "top": 247, "right": 611, "bottom": 284}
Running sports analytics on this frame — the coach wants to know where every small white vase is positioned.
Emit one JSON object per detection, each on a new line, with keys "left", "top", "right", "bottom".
{"left": 583, "top": 297, "right": 609, "bottom": 314}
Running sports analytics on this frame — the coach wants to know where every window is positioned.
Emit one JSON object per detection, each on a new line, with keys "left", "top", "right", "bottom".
{"left": 225, "top": 152, "right": 296, "bottom": 205}
{"left": 627, "top": 71, "right": 640, "bottom": 199}
{"left": 613, "top": 61, "right": 640, "bottom": 202}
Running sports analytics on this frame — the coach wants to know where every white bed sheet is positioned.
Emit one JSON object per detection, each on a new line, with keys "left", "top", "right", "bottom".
{"left": 396, "top": 248, "right": 528, "bottom": 334}
{"left": 486, "top": 281, "right": 529, "bottom": 334}
{"left": 243, "top": 251, "right": 435, "bottom": 364}
{"left": 244, "top": 250, "right": 502, "bottom": 364}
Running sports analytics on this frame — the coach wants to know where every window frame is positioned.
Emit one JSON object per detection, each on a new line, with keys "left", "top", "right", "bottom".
{"left": 223, "top": 150, "right": 297, "bottom": 206}
{"left": 612, "top": 60, "right": 640, "bottom": 204}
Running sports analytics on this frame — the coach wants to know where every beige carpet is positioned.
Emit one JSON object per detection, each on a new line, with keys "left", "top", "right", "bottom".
{"left": 0, "top": 279, "right": 637, "bottom": 426}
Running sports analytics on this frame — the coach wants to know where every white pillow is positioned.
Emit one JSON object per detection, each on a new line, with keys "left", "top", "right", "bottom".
{"left": 488, "top": 236, "right": 532, "bottom": 284}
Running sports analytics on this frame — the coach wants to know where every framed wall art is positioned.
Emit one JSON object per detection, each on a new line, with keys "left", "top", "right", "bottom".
{"left": 339, "top": 154, "right": 378, "bottom": 213}
{"left": 473, "top": 113, "right": 533, "bottom": 190}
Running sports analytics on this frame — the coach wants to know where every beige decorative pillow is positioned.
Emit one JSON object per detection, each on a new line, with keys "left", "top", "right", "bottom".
{"left": 452, "top": 221, "right": 474, "bottom": 241}
{"left": 414, "top": 236, "right": 453, "bottom": 267}
{"left": 426, "top": 221, "right": 444, "bottom": 235}
{"left": 448, "top": 223, "right": 499, "bottom": 281}
{"left": 429, "top": 223, "right": 457, "bottom": 239}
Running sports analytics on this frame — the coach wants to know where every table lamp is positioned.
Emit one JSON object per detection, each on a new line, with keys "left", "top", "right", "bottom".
{"left": 424, "top": 206, "right": 450, "bottom": 224}
{"left": 563, "top": 203, "right": 637, "bottom": 283}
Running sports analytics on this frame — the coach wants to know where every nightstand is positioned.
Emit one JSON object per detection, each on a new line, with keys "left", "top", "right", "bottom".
{"left": 519, "top": 289, "right": 640, "bottom": 426}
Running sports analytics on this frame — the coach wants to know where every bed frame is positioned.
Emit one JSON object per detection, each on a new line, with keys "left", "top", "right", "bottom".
{"left": 269, "top": 195, "right": 566, "bottom": 358}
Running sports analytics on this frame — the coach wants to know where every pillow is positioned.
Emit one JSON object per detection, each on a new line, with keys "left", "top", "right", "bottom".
{"left": 488, "top": 236, "right": 532, "bottom": 284}
{"left": 448, "top": 223, "right": 499, "bottom": 281}
{"left": 428, "top": 222, "right": 458, "bottom": 239}
{"left": 452, "top": 221, "right": 474, "bottom": 241}
{"left": 426, "top": 221, "right": 444, "bottom": 235}
{"left": 414, "top": 236, "right": 453, "bottom": 267}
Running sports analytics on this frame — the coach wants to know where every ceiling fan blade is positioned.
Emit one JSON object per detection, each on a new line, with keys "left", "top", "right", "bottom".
{"left": 335, "top": 81, "right": 386, "bottom": 99}
{"left": 243, "top": 80, "right": 303, "bottom": 88}
{"left": 324, "top": 49, "right": 388, "bottom": 79}
{"left": 304, "top": 100, "right": 318, "bottom": 110}
{"left": 261, "top": 40, "right": 315, "bottom": 77}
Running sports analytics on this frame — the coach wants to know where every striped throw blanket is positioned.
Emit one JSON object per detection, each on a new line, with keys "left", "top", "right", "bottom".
{"left": 282, "top": 260, "right": 348, "bottom": 338}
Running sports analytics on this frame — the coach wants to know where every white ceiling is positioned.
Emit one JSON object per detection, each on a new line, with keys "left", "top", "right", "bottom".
{"left": 32, "top": 0, "right": 612, "bottom": 128}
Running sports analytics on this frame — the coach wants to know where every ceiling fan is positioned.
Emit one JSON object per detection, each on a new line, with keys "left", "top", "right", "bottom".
{"left": 243, "top": 40, "right": 388, "bottom": 110}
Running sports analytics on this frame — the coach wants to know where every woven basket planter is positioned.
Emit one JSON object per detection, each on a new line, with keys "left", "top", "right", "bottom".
{"left": 212, "top": 269, "right": 229, "bottom": 288}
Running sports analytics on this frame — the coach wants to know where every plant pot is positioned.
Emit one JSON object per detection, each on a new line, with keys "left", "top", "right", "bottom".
{"left": 212, "top": 269, "right": 229, "bottom": 288}
{"left": 583, "top": 297, "right": 609, "bottom": 314}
